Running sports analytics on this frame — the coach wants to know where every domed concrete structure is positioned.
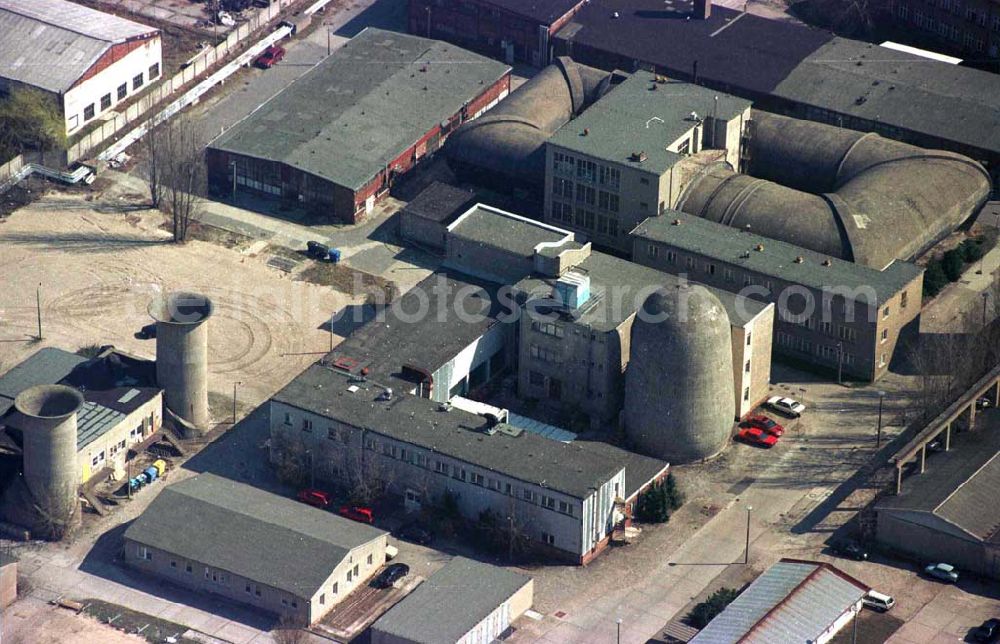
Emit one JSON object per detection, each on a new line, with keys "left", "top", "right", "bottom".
{"left": 149, "top": 291, "right": 213, "bottom": 432}
{"left": 624, "top": 285, "right": 734, "bottom": 463}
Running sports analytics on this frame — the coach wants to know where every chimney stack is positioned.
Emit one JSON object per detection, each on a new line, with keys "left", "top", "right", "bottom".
{"left": 695, "top": 0, "right": 712, "bottom": 19}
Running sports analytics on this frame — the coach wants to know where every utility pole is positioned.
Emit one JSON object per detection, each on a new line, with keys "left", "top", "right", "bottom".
{"left": 508, "top": 515, "right": 514, "bottom": 561}
{"left": 232, "top": 381, "right": 241, "bottom": 424}
{"left": 329, "top": 313, "right": 335, "bottom": 353}
{"left": 744, "top": 505, "right": 753, "bottom": 564}
{"left": 876, "top": 391, "right": 886, "bottom": 449}
{"left": 983, "top": 292, "right": 990, "bottom": 328}
{"left": 35, "top": 283, "right": 43, "bottom": 340}
{"left": 230, "top": 161, "right": 237, "bottom": 197}
{"left": 616, "top": 618, "right": 622, "bottom": 644}
{"left": 837, "top": 341, "right": 844, "bottom": 385}
{"left": 851, "top": 604, "right": 859, "bottom": 643}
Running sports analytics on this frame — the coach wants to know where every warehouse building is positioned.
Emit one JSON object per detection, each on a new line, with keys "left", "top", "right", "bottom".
{"left": 543, "top": 71, "right": 751, "bottom": 254}
{"left": 371, "top": 556, "right": 533, "bottom": 644}
{"left": 398, "top": 182, "right": 477, "bottom": 253}
{"left": 0, "top": 0, "right": 161, "bottom": 136}
{"left": 269, "top": 364, "right": 670, "bottom": 564}
{"left": 408, "top": 0, "right": 586, "bottom": 66}
{"left": 876, "top": 413, "right": 1000, "bottom": 580}
{"left": 631, "top": 212, "right": 923, "bottom": 381}
{"left": 0, "top": 347, "right": 162, "bottom": 484}
{"left": 124, "top": 474, "right": 388, "bottom": 624}
{"left": 206, "top": 28, "right": 510, "bottom": 223}
{"left": 691, "top": 559, "right": 869, "bottom": 644}
{"left": 553, "top": 0, "right": 1000, "bottom": 188}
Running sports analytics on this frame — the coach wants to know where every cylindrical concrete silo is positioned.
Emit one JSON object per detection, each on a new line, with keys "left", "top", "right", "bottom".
{"left": 12, "top": 384, "right": 84, "bottom": 538}
{"left": 624, "top": 284, "right": 734, "bottom": 463}
{"left": 149, "top": 291, "right": 213, "bottom": 432}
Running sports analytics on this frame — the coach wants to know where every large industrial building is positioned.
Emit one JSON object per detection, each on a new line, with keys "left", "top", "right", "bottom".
{"left": 370, "top": 556, "right": 533, "bottom": 644}
{"left": 0, "top": 0, "right": 161, "bottom": 136}
{"left": 407, "top": 0, "right": 586, "bottom": 66}
{"left": 552, "top": 0, "right": 1000, "bottom": 188}
{"left": 632, "top": 212, "right": 924, "bottom": 381}
{"left": 543, "top": 71, "right": 751, "bottom": 254}
{"left": 206, "top": 28, "right": 510, "bottom": 223}
{"left": 691, "top": 559, "right": 869, "bottom": 644}
{"left": 875, "top": 412, "right": 1000, "bottom": 580}
{"left": 877, "top": 0, "right": 1000, "bottom": 62}
{"left": 124, "top": 474, "right": 389, "bottom": 624}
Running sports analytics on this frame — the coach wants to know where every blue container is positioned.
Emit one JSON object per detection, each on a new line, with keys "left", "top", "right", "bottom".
{"left": 129, "top": 477, "right": 143, "bottom": 491}
{"left": 328, "top": 248, "right": 342, "bottom": 264}
{"left": 144, "top": 467, "right": 158, "bottom": 482}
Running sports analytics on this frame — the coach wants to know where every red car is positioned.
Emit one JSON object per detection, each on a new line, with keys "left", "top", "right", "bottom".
{"left": 254, "top": 45, "right": 285, "bottom": 69}
{"left": 737, "top": 426, "right": 779, "bottom": 448}
{"left": 338, "top": 505, "right": 374, "bottom": 524}
{"left": 297, "top": 488, "right": 332, "bottom": 508}
{"left": 742, "top": 415, "right": 785, "bottom": 437}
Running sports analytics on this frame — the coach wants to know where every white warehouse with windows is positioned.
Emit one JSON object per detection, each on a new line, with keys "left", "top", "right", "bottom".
{"left": 0, "top": 0, "right": 161, "bottom": 135}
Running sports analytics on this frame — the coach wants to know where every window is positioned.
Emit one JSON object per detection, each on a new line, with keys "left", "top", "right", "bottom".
{"left": 529, "top": 370, "right": 544, "bottom": 387}
{"left": 332, "top": 582, "right": 338, "bottom": 595}
{"left": 838, "top": 326, "right": 857, "bottom": 342}
{"left": 472, "top": 472, "right": 485, "bottom": 486}
{"left": 881, "top": 329, "right": 889, "bottom": 343}
{"left": 608, "top": 219, "right": 618, "bottom": 237}
{"left": 246, "top": 583, "right": 252, "bottom": 594}
{"left": 901, "top": 291, "right": 908, "bottom": 308}
{"left": 452, "top": 466, "right": 466, "bottom": 481}
{"left": 319, "top": 593, "right": 326, "bottom": 605}
{"left": 640, "top": 202, "right": 649, "bottom": 210}
{"left": 170, "top": 560, "right": 177, "bottom": 568}
{"left": 367, "top": 554, "right": 373, "bottom": 565}
{"left": 186, "top": 563, "right": 192, "bottom": 573}
{"left": 149, "top": 63, "right": 160, "bottom": 79}
{"left": 705, "top": 263, "right": 716, "bottom": 276}
{"left": 541, "top": 495, "right": 556, "bottom": 509}
{"left": 599, "top": 165, "right": 621, "bottom": 189}
{"left": 137, "top": 546, "right": 152, "bottom": 560}
{"left": 529, "top": 344, "right": 559, "bottom": 363}
{"left": 553, "top": 151, "right": 574, "bottom": 176}
{"left": 745, "top": 360, "right": 751, "bottom": 373}
{"left": 647, "top": 244, "right": 659, "bottom": 258}
{"left": 882, "top": 306, "right": 890, "bottom": 319}
{"left": 676, "top": 137, "right": 691, "bottom": 154}
{"left": 685, "top": 256, "right": 695, "bottom": 269}
{"left": 552, "top": 177, "right": 573, "bottom": 199}
{"left": 434, "top": 460, "right": 447, "bottom": 474}
{"left": 744, "top": 387, "right": 750, "bottom": 401}
{"left": 302, "top": 418, "right": 313, "bottom": 432}
{"left": 353, "top": 564, "right": 359, "bottom": 576}
{"left": 576, "top": 184, "right": 596, "bottom": 205}
{"left": 541, "top": 532, "right": 555, "bottom": 545}
{"left": 84, "top": 104, "right": 95, "bottom": 121}
{"left": 821, "top": 321, "right": 833, "bottom": 335}
{"left": 532, "top": 321, "right": 564, "bottom": 337}
{"left": 639, "top": 177, "right": 650, "bottom": 185}
{"left": 100, "top": 93, "right": 111, "bottom": 111}
{"left": 133, "top": 73, "right": 144, "bottom": 90}
{"left": 347, "top": 570, "right": 353, "bottom": 583}
{"left": 551, "top": 201, "right": 573, "bottom": 224}
{"left": 666, "top": 251, "right": 677, "bottom": 264}
{"left": 598, "top": 190, "right": 619, "bottom": 212}
{"left": 746, "top": 332, "right": 751, "bottom": 346}
{"left": 117, "top": 83, "right": 127, "bottom": 100}
{"left": 328, "top": 428, "right": 338, "bottom": 441}
{"left": 283, "top": 412, "right": 291, "bottom": 425}
{"left": 558, "top": 500, "right": 573, "bottom": 515}
{"left": 523, "top": 489, "right": 536, "bottom": 503}
{"left": 724, "top": 268, "right": 735, "bottom": 282}
{"left": 576, "top": 158, "right": 597, "bottom": 182}
{"left": 879, "top": 353, "right": 887, "bottom": 367}
{"left": 505, "top": 482, "right": 514, "bottom": 496}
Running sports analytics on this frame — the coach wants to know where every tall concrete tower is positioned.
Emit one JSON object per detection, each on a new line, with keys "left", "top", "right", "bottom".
{"left": 7, "top": 384, "right": 84, "bottom": 539}
{"left": 149, "top": 291, "right": 213, "bottom": 432}
{"left": 624, "top": 284, "right": 734, "bottom": 463}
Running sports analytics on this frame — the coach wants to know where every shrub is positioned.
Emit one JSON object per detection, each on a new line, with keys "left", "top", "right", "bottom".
{"left": 688, "top": 587, "right": 741, "bottom": 628}
{"left": 923, "top": 260, "right": 948, "bottom": 296}
{"left": 961, "top": 237, "right": 987, "bottom": 263}
{"left": 635, "top": 481, "right": 670, "bottom": 523}
{"left": 942, "top": 248, "right": 965, "bottom": 282}
{"left": 664, "top": 472, "right": 683, "bottom": 510}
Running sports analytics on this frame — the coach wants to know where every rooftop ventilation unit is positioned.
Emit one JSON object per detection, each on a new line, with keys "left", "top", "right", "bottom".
{"left": 553, "top": 272, "right": 591, "bottom": 310}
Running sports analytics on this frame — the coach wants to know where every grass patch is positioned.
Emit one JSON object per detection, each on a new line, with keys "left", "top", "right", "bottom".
{"left": 296, "top": 262, "right": 398, "bottom": 302}
{"left": 80, "top": 598, "right": 200, "bottom": 644}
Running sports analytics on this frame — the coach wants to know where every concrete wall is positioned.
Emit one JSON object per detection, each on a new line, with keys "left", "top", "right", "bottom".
{"left": 446, "top": 233, "right": 535, "bottom": 284}
{"left": 400, "top": 212, "right": 448, "bottom": 253}
{"left": 872, "top": 270, "right": 924, "bottom": 379}
{"left": 731, "top": 304, "right": 774, "bottom": 418}
{"left": 123, "top": 535, "right": 386, "bottom": 624}
{"left": 78, "top": 392, "right": 162, "bottom": 483}
{"left": 64, "top": 35, "right": 162, "bottom": 135}
{"left": 876, "top": 509, "right": 992, "bottom": 578}
{"left": 431, "top": 322, "right": 508, "bottom": 401}
{"left": 270, "top": 400, "right": 623, "bottom": 562}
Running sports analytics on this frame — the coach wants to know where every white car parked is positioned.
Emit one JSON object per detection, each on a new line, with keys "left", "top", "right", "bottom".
{"left": 766, "top": 396, "right": 806, "bottom": 417}
{"left": 862, "top": 590, "right": 895, "bottom": 612}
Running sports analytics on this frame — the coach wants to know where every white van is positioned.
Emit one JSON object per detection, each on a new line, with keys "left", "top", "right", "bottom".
{"left": 862, "top": 590, "right": 895, "bottom": 612}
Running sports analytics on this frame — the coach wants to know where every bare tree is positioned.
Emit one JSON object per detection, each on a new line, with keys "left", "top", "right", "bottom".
{"left": 339, "top": 447, "right": 395, "bottom": 505}
{"left": 145, "top": 118, "right": 205, "bottom": 242}
{"left": 272, "top": 615, "right": 306, "bottom": 644}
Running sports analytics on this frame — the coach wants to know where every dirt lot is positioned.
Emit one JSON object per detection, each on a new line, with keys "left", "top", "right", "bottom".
{"left": 2, "top": 596, "right": 146, "bottom": 644}
{"left": 0, "top": 188, "right": 354, "bottom": 409}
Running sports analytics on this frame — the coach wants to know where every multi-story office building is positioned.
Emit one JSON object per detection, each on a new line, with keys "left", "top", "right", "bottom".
{"left": 543, "top": 71, "right": 751, "bottom": 254}
{"left": 631, "top": 212, "right": 924, "bottom": 381}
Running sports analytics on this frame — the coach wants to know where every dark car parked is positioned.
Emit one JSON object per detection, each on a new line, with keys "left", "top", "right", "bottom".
{"left": 972, "top": 618, "right": 1000, "bottom": 642}
{"left": 831, "top": 539, "right": 868, "bottom": 561}
{"left": 397, "top": 522, "right": 434, "bottom": 545}
{"left": 374, "top": 563, "right": 410, "bottom": 588}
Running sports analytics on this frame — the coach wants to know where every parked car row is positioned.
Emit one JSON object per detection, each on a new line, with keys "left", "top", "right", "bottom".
{"left": 295, "top": 488, "right": 375, "bottom": 523}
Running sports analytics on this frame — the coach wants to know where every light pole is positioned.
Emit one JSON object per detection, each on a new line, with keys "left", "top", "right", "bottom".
{"left": 876, "top": 390, "right": 886, "bottom": 449}
{"left": 851, "top": 603, "right": 859, "bottom": 644}
{"left": 616, "top": 617, "right": 622, "bottom": 644}
{"left": 35, "top": 283, "right": 43, "bottom": 340}
{"left": 983, "top": 292, "right": 990, "bottom": 328}
{"left": 744, "top": 505, "right": 753, "bottom": 565}
{"left": 230, "top": 160, "right": 237, "bottom": 197}
{"left": 837, "top": 341, "right": 843, "bottom": 385}
{"left": 232, "top": 381, "right": 241, "bottom": 424}
{"left": 425, "top": 6, "right": 432, "bottom": 38}
{"left": 306, "top": 449, "right": 315, "bottom": 488}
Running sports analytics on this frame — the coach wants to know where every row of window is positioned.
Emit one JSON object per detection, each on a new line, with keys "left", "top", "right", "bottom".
{"left": 776, "top": 331, "right": 857, "bottom": 366}
{"left": 80, "top": 64, "right": 159, "bottom": 125}
{"left": 552, "top": 152, "right": 621, "bottom": 189}
{"left": 532, "top": 320, "right": 564, "bottom": 338}
{"left": 552, "top": 179, "right": 621, "bottom": 212}
{"left": 529, "top": 344, "right": 560, "bottom": 363}
{"left": 899, "top": 3, "right": 993, "bottom": 51}
{"left": 551, "top": 201, "right": 622, "bottom": 237}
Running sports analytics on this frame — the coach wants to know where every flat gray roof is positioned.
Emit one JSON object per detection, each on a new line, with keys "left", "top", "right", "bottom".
{"left": 124, "top": 474, "right": 386, "bottom": 598}
{"left": 691, "top": 559, "right": 868, "bottom": 644}
{"left": 548, "top": 71, "right": 749, "bottom": 173}
{"left": 272, "top": 365, "right": 625, "bottom": 499}
{"left": 449, "top": 205, "right": 571, "bottom": 258}
{"left": 371, "top": 556, "right": 530, "bottom": 643}
{"left": 632, "top": 211, "right": 922, "bottom": 305}
{"left": 210, "top": 28, "right": 509, "bottom": 191}
{"left": 877, "top": 414, "right": 1000, "bottom": 544}
{"left": 0, "top": 0, "right": 158, "bottom": 94}
{"left": 513, "top": 250, "right": 767, "bottom": 332}
{"left": 0, "top": 348, "right": 85, "bottom": 405}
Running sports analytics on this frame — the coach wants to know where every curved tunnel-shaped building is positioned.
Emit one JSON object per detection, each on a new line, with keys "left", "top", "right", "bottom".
{"left": 676, "top": 112, "right": 992, "bottom": 268}
{"left": 444, "top": 57, "right": 618, "bottom": 190}
{"left": 624, "top": 285, "right": 734, "bottom": 464}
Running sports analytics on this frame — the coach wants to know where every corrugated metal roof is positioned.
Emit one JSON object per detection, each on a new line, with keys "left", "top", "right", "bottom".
{"left": 936, "top": 452, "right": 1000, "bottom": 543}
{"left": 0, "top": 0, "right": 158, "bottom": 93}
{"left": 76, "top": 401, "right": 125, "bottom": 451}
{"left": 691, "top": 560, "right": 868, "bottom": 644}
